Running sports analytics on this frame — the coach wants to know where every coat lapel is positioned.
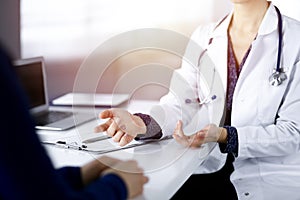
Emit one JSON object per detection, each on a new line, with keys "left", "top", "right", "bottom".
{"left": 233, "top": 4, "right": 278, "bottom": 98}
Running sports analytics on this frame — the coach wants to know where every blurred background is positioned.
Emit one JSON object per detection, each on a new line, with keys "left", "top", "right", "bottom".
{"left": 1, "top": 0, "right": 300, "bottom": 101}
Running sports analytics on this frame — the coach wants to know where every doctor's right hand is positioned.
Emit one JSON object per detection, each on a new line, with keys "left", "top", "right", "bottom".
{"left": 94, "top": 109, "right": 147, "bottom": 146}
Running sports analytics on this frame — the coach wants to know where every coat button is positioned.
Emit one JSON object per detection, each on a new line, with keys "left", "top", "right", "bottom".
{"left": 244, "top": 192, "right": 250, "bottom": 196}
{"left": 185, "top": 99, "right": 192, "bottom": 104}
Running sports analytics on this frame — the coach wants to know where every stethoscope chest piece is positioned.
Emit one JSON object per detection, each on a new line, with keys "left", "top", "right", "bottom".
{"left": 269, "top": 70, "right": 287, "bottom": 86}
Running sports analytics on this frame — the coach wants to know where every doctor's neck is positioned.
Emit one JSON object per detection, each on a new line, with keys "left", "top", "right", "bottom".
{"left": 231, "top": 0, "right": 270, "bottom": 33}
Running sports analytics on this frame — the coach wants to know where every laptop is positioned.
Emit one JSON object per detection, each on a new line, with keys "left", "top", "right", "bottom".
{"left": 52, "top": 92, "right": 130, "bottom": 107}
{"left": 13, "top": 56, "right": 94, "bottom": 131}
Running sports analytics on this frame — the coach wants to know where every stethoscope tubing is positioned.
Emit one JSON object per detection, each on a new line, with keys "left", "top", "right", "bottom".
{"left": 274, "top": 5, "right": 283, "bottom": 73}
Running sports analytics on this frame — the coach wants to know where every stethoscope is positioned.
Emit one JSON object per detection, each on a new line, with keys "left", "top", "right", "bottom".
{"left": 186, "top": 5, "right": 286, "bottom": 105}
{"left": 269, "top": 6, "right": 287, "bottom": 86}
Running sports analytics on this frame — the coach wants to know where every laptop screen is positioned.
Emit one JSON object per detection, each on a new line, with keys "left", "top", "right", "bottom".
{"left": 13, "top": 57, "right": 49, "bottom": 113}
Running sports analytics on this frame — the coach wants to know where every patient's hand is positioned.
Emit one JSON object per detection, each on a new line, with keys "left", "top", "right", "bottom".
{"left": 102, "top": 159, "right": 149, "bottom": 199}
{"left": 81, "top": 156, "right": 149, "bottom": 199}
{"left": 94, "top": 109, "right": 147, "bottom": 146}
{"left": 81, "top": 156, "right": 121, "bottom": 186}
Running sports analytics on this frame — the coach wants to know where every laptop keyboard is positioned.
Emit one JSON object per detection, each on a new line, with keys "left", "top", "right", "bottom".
{"left": 35, "top": 111, "right": 73, "bottom": 126}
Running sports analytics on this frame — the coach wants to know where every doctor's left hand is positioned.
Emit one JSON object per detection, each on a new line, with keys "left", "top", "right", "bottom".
{"left": 172, "top": 120, "right": 227, "bottom": 148}
{"left": 94, "top": 109, "right": 147, "bottom": 146}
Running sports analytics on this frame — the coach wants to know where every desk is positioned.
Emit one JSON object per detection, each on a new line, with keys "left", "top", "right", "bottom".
{"left": 38, "top": 100, "right": 211, "bottom": 200}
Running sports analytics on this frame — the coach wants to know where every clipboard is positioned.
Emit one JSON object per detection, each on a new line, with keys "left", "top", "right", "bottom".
{"left": 42, "top": 135, "right": 173, "bottom": 155}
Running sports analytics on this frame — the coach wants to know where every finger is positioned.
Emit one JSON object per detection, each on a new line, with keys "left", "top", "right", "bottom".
{"left": 135, "top": 166, "right": 144, "bottom": 173}
{"left": 172, "top": 134, "right": 182, "bottom": 143}
{"left": 195, "top": 131, "right": 206, "bottom": 142}
{"left": 93, "top": 156, "right": 120, "bottom": 171}
{"left": 173, "top": 120, "right": 185, "bottom": 137}
{"left": 106, "top": 121, "right": 118, "bottom": 137}
{"left": 94, "top": 119, "right": 113, "bottom": 133}
{"left": 190, "top": 136, "right": 202, "bottom": 148}
{"left": 190, "top": 132, "right": 205, "bottom": 147}
{"left": 112, "top": 130, "right": 125, "bottom": 143}
{"left": 112, "top": 116, "right": 125, "bottom": 131}
{"left": 119, "top": 133, "right": 134, "bottom": 147}
{"left": 143, "top": 175, "right": 149, "bottom": 184}
{"left": 97, "top": 155, "right": 121, "bottom": 166}
{"left": 99, "top": 109, "right": 114, "bottom": 119}
{"left": 197, "top": 131, "right": 206, "bottom": 139}
{"left": 173, "top": 133, "right": 189, "bottom": 147}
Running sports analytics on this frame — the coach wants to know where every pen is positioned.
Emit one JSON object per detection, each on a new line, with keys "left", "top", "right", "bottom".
{"left": 81, "top": 135, "right": 110, "bottom": 144}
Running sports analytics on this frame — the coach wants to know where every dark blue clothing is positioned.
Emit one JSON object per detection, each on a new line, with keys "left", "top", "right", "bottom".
{"left": 0, "top": 46, "right": 127, "bottom": 200}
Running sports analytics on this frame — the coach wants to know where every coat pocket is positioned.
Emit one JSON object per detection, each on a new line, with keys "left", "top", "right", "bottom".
{"left": 259, "top": 157, "right": 300, "bottom": 187}
{"left": 257, "top": 79, "right": 288, "bottom": 125}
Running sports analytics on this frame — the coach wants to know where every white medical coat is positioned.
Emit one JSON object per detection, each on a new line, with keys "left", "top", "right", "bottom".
{"left": 150, "top": 4, "right": 300, "bottom": 200}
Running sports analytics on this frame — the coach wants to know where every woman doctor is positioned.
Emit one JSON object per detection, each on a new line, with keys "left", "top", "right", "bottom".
{"left": 95, "top": 0, "right": 300, "bottom": 199}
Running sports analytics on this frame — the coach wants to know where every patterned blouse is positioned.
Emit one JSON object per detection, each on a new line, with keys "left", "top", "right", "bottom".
{"left": 219, "top": 33, "right": 252, "bottom": 156}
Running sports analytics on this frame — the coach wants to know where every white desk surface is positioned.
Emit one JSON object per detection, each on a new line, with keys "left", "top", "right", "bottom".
{"left": 37, "top": 100, "right": 210, "bottom": 200}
